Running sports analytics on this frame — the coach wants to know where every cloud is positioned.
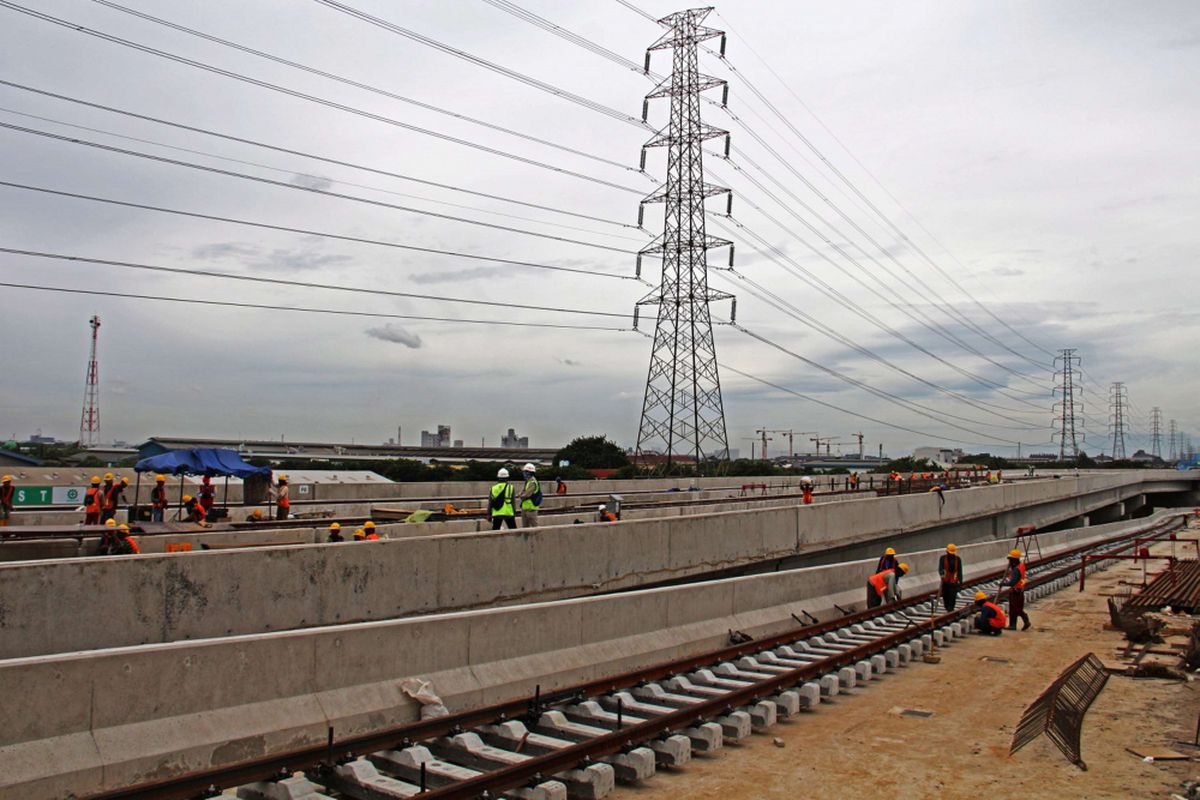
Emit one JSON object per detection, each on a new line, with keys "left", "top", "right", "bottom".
{"left": 191, "top": 242, "right": 257, "bottom": 260}
{"left": 558, "top": 358, "right": 581, "bottom": 366}
{"left": 251, "top": 250, "right": 353, "bottom": 272}
{"left": 990, "top": 266, "right": 1025, "bottom": 277}
{"left": 409, "top": 265, "right": 507, "bottom": 284}
{"left": 365, "top": 324, "right": 422, "bottom": 348}
{"left": 290, "top": 173, "right": 334, "bottom": 191}
{"left": 1161, "top": 33, "right": 1200, "bottom": 49}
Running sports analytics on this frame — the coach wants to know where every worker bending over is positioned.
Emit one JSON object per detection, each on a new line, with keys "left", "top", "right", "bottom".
{"left": 150, "top": 474, "right": 169, "bottom": 523}
{"left": 489, "top": 468, "right": 516, "bottom": 530}
{"left": 972, "top": 591, "right": 1007, "bottom": 635}
{"left": 938, "top": 544, "right": 964, "bottom": 610}
{"left": 1002, "top": 549, "right": 1032, "bottom": 630}
{"left": 112, "top": 523, "right": 140, "bottom": 555}
{"left": 182, "top": 494, "right": 209, "bottom": 526}
{"left": 867, "top": 562, "right": 908, "bottom": 608}
{"left": 517, "top": 463, "right": 542, "bottom": 527}
{"left": 0, "top": 475, "right": 13, "bottom": 527}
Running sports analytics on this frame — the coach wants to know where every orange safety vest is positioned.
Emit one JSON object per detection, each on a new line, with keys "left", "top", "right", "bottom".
{"left": 365, "top": 532, "right": 379, "bottom": 540}
{"left": 1011, "top": 562, "right": 1026, "bottom": 590}
{"left": 277, "top": 486, "right": 290, "bottom": 508}
{"left": 939, "top": 554, "right": 960, "bottom": 583}
{"left": 802, "top": 487, "right": 813, "bottom": 504}
{"left": 85, "top": 486, "right": 102, "bottom": 512}
{"left": 151, "top": 486, "right": 168, "bottom": 509}
{"left": 868, "top": 569, "right": 894, "bottom": 597}
{"left": 122, "top": 536, "right": 141, "bottom": 555}
{"left": 983, "top": 601, "right": 1007, "bottom": 628}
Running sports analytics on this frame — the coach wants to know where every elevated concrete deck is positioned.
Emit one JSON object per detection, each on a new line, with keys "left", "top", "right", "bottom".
{"left": 0, "top": 511, "right": 1183, "bottom": 799}
{"left": 0, "top": 471, "right": 1192, "bottom": 659}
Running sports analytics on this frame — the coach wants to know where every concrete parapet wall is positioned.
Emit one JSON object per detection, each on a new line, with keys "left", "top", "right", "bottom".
{"left": 0, "top": 473, "right": 1190, "bottom": 659}
{"left": 0, "top": 511, "right": 1180, "bottom": 799}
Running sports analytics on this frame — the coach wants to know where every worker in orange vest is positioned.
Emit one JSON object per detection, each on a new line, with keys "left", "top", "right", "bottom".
{"left": 112, "top": 523, "right": 141, "bottom": 555}
{"left": 363, "top": 520, "right": 380, "bottom": 540}
{"left": 1001, "top": 549, "right": 1031, "bottom": 630}
{"left": 0, "top": 474, "right": 13, "bottom": 527}
{"left": 198, "top": 475, "right": 216, "bottom": 514}
{"left": 150, "top": 474, "right": 169, "bottom": 523}
{"left": 938, "top": 544, "right": 963, "bottom": 610}
{"left": 866, "top": 563, "right": 908, "bottom": 608}
{"left": 102, "top": 475, "right": 128, "bottom": 523}
{"left": 271, "top": 474, "right": 290, "bottom": 520}
{"left": 84, "top": 475, "right": 103, "bottom": 525}
{"left": 800, "top": 476, "right": 814, "bottom": 505}
{"left": 182, "top": 494, "right": 208, "bottom": 526}
{"left": 972, "top": 591, "right": 1007, "bottom": 635}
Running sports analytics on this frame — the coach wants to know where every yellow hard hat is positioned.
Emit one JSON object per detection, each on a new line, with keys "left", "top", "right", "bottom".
{"left": 1009, "top": 549, "right": 1022, "bottom": 559}
{"left": 885, "top": 547, "right": 896, "bottom": 556}
{"left": 898, "top": 563, "right": 909, "bottom": 574}
{"left": 104, "top": 518, "right": 116, "bottom": 527}
{"left": 182, "top": 494, "right": 193, "bottom": 502}
{"left": 155, "top": 474, "right": 166, "bottom": 482}
{"left": 91, "top": 475, "right": 101, "bottom": 484}
{"left": 117, "top": 523, "right": 130, "bottom": 533}
{"left": 946, "top": 544, "right": 957, "bottom": 554}
{"left": 120, "top": 477, "right": 129, "bottom": 485}
{"left": 354, "top": 528, "right": 366, "bottom": 539}
{"left": 103, "top": 472, "right": 114, "bottom": 481}
{"left": 329, "top": 522, "right": 341, "bottom": 531}
{"left": 278, "top": 474, "right": 289, "bottom": 482}
{"left": 974, "top": 591, "right": 987, "bottom": 602}
{"left": 1, "top": 475, "right": 10, "bottom": 482}
{"left": 251, "top": 509, "right": 263, "bottom": 519}
{"left": 363, "top": 520, "right": 376, "bottom": 530}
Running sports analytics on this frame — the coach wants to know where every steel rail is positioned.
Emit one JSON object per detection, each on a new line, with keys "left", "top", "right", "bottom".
{"left": 86, "top": 512, "right": 1185, "bottom": 800}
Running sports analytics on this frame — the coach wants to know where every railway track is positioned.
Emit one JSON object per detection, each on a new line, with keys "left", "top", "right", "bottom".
{"left": 87, "top": 512, "right": 1186, "bottom": 800}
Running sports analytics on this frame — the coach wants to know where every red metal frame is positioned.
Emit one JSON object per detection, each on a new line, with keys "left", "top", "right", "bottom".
{"left": 1078, "top": 553, "right": 1175, "bottom": 592}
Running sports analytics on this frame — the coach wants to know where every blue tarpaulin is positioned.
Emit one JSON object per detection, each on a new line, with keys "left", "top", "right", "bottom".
{"left": 134, "top": 448, "right": 272, "bottom": 479}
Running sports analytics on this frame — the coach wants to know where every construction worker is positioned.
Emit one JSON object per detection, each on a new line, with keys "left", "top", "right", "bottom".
{"left": 84, "top": 475, "right": 103, "bottom": 525}
{"left": 271, "top": 474, "right": 290, "bottom": 520}
{"left": 150, "top": 474, "right": 169, "bottom": 522}
{"left": 99, "top": 473, "right": 115, "bottom": 522}
{"left": 198, "top": 475, "right": 216, "bottom": 515}
{"left": 972, "top": 591, "right": 1007, "bottom": 635}
{"left": 597, "top": 504, "right": 618, "bottom": 523}
{"left": 99, "top": 517, "right": 118, "bottom": 555}
{"left": 555, "top": 477, "right": 567, "bottom": 495}
{"left": 800, "top": 476, "right": 814, "bottom": 505}
{"left": 327, "top": 522, "right": 344, "bottom": 543}
{"left": 867, "top": 563, "right": 909, "bottom": 608}
{"left": 112, "top": 523, "right": 141, "bottom": 555}
{"left": 363, "top": 520, "right": 380, "bottom": 540}
{"left": 848, "top": 472, "right": 859, "bottom": 491}
{"left": 1002, "top": 549, "right": 1032, "bottom": 630}
{"left": 181, "top": 494, "right": 207, "bottom": 525}
{"left": 102, "top": 475, "right": 128, "bottom": 523}
{"left": 517, "top": 463, "right": 542, "bottom": 527}
{"left": 245, "top": 508, "right": 264, "bottom": 522}
{"left": 353, "top": 527, "right": 367, "bottom": 541}
{"left": 939, "top": 544, "right": 964, "bottom": 610}
{"left": 876, "top": 547, "right": 899, "bottom": 573}
{"left": 929, "top": 483, "right": 946, "bottom": 506}
{"left": 0, "top": 475, "right": 13, "bottom": 527}
{"left": 489, "top": 468, "right": 516, "bottom": 530}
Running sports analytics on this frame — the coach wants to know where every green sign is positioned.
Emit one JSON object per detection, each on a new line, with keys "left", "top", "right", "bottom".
{"left": 12, "top": 486, "right": 53, "bottom": 506}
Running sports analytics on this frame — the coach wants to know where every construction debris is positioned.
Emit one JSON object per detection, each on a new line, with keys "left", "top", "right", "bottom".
{"left": 1108, "top": 597, "right": 1166, "bottom": 643}
{"left": 1010, "top": 652, "right": 1110, "bottom": 770}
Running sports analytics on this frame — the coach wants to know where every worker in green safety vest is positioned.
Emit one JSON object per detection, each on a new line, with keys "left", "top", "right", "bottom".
{"left": 488, "top": 468, "right": 516, "bottom": 530}
{"left": 518, "top": 462, "right": 542, "bottom": 528}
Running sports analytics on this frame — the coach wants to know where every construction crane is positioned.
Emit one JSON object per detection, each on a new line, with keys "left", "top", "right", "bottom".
{"left": 851, "top": 432, "right": 865, "bottom": 458}
{"left": 809, "top": 435, "right": 835, "bottom": 456}
{"left": 754, "top": 428, "right": 774, "bottom": 461}
{"left": 769, "top": 430, "right": 814, "bottom": 459}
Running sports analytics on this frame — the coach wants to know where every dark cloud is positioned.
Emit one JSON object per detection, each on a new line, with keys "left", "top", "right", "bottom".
{"left": 558, "top": 357, "right": 581, "bottom": 366}
{"left": 250, "top": 249, "right": 353, "bottom": 272}
{"left": 191, "top": 242, "right": 258, "bottom": 260}
{"left": 409, "top": 265, "right": 506, "bottom": 284}
{"left": 365, "top": 324, "right": 422, "bottom": 349}
{"left": 289, "top": 173, "right": 334, "bottom": 191}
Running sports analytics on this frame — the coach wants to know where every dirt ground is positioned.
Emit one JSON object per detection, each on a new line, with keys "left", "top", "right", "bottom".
{"left": 628, "top": 535, "right": 1200, "bottom": 800}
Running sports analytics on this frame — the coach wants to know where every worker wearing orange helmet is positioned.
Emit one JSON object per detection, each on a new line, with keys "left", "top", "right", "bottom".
{"left": 198, "top": 474, "right": 216, "bottom": 513}
{"left": 150, "top": 474, "right": 169, "bottom": 523}
{"left": 0, "top": 474, "right": 13, "bottom": 527}
{"left": 1001, "top": 549, "right": 1031, "bottom": 630}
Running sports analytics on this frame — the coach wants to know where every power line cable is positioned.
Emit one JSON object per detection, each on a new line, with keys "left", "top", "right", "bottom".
{"left": 0, "top": 2, "right": 646, "bottom": 194}
{"left": 0, "top": 79, "right": 635, "bottom": 230}
{"left": 0, "top": 248, "right": 636, "bottom": 319}
{"left": 0, "top": 121, "right": 637, "bottom": 254}
{"left": 611, "top": 0, "right": 658, "bottom": 23}
{"left": 0, "top": 180, "right": 638, "bottom": 281}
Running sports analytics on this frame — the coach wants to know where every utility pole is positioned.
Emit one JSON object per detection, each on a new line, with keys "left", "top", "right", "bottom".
{"left": 79, "top": 315, "right": 101, "bottom": 448}
{"left": 1150, "top": 407, "right": 1163, "bottom": 460}
{"left": 754, "top": 428, "right": 773, "bottom": 461}
{"left": 1052, "top": 348, "right": 1082, "bottom": 461}
{"left": 1169, "top": 419, "right": 1179, "bottom": 462}
{"left": 633, "top": 9, "right": 734, "bottom": 473}
{"left": 1108, "top": 382, "right": 1128, "bottom": 460}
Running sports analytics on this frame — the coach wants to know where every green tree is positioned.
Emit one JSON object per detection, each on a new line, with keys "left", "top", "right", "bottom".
{"left": 553, "top": 436, "right": 631, "bottom": 470}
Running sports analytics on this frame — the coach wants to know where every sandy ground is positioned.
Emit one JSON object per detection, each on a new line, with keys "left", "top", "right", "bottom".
{"left": 627, "top": 537, "right": 1200, "bottom": 800}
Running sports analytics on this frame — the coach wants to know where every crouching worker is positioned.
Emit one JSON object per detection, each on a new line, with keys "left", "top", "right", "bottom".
{"left": 866, "top": 562, "right": 909, "bottom": 608}
{"left": 972, "top": 591, "right": 1007, "bottom": 635}
{"left": 182, "top": 494, "right": 209, "bottom": 526}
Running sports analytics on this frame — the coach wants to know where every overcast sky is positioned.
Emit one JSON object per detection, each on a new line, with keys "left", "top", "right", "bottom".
{"left": 1, "top": 0, "right": 1197, "bottom": 458}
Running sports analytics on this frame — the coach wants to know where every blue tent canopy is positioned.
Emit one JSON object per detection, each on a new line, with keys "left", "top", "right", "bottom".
{"left": 134, "top": 448, "right": 272, "bottom": 479}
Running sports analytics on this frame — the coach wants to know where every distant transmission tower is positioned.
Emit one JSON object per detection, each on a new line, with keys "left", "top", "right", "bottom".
{"left": 1150, "top": 407, "right": 1163, "bottom": 459}
{"left": 633, "top": 8, "right": 735, "bottom": 472}
{"left": 79, "top": 315, "right": 101, "bottom": 448}
{"left": 1169, "top": 419, "right": 1179, "bottom": 461}
{"left": 1108, "top": 382, "right": 1128, "bottom": 460}
{"left": 1052, "top": 348, "right": 1082, "bottom": 461}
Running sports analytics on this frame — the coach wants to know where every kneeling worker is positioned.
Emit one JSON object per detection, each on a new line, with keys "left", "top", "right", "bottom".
{"left": 973, "top": 591, "right": 1007, "bottom": 635}
{"left": 112, "top": 523, "right": 141, "bottom": 555}
{"left": 182, "top": 494, "right": 209, "bottom": 526}
{"left": 866, "top": 562, "right": 909, "bottom": 608}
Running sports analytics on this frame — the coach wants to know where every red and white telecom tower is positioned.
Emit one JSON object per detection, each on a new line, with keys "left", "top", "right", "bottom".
{"left": 79, "top": 315, "right": 101, "bottom": 448}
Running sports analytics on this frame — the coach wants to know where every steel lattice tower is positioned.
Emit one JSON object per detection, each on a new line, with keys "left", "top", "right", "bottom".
{"left": 79, "top": 315, "right": 101, "bottom": 447}
{"left": 1108, "top": 382, "right": 1128, "bottom": 460}
{"left": 633, "top": 7, "right": 734, "bottom": 471}
{"left": 1150, "top": 406, "right": 1163, "bottom": 459}
{"left": 1169, "top": 419, "right": 1179, "bottom": 461}
{"left": 1052, "top": 348, "right": 1082, "bottom": 461}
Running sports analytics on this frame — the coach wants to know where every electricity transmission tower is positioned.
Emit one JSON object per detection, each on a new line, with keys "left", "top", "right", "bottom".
{"left": 1169, "top": 419, "right": 1179, "bottom": 461}
{"left": 79, "top": 315, "right": 101, "bottom": 448}
{"left": 1150, "top": 407, "right": 1163, "bottom": 459}
{"left": 633, "top": 8, "right": 734, "bottom": 472}
{"left": 1108, "top": 382, "right": 1128, "bottom": 460}
{"left": 1052, "top": 348, "right": 1083, "bottom": 461}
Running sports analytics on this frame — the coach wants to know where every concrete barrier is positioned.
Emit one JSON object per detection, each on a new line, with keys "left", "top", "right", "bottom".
{"left": 0, "top": 511, "right": 1181, "bottom": 799}
{"left": 0, "top": 472, "right": 1192, "bottom": 659}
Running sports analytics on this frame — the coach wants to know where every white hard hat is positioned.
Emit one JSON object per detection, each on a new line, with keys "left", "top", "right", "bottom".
{"left": 801, "top": 476, "right": 813, "bottom": 485}
{"left": 522, "top": 463, "right": 536, "bottom": 473}
{"left": 598, "top": 504, "right": 606, "bottom": 510}
{"left": 497, "top": 468, "right": 509, "bottom": 479}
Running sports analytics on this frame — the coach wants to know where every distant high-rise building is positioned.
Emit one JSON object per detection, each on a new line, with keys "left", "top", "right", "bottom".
{"left": 453, "top": 439, "right": 463, "bottom": 448}
{"left": 420, "top": 425, "right": 452, "bottom": 448}
{"left": 501, "top": 428, "right": 529, "bottom": 448}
